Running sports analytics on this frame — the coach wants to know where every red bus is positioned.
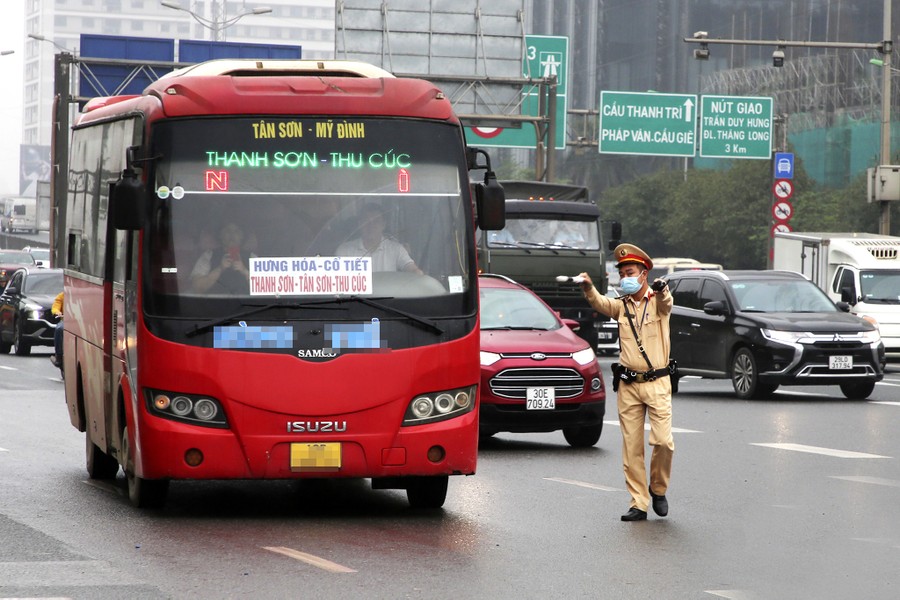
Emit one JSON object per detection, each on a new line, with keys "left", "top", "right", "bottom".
{"left": 61, "top": 59, "right": 504, "bottom": 508}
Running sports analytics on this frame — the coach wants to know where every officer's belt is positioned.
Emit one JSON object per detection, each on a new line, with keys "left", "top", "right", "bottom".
{"left": 615, "top": 365, "right": 671, "bottom": 384}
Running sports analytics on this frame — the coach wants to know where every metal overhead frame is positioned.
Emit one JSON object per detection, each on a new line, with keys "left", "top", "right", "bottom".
{"left": 396, "top": 72, "right": 559, "bottom": 181}
{"left": 684, "top": 3, "right": 894, "bottom": 235}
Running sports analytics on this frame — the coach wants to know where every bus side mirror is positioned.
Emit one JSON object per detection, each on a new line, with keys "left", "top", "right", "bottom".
{"left": 111, "top": 146, "right": 146, "bottom": 230}
{"left": 111, "top": 168, "right": 146, "bottom": 231}
{"left": 468, "top": 147, "right": 505, "bottom": 231}
{"left": 475, "top": 171, "right": 505, "bottom": 231}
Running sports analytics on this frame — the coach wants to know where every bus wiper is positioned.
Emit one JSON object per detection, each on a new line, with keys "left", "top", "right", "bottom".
{"left": 339, "top": 295, "right": 444, "bottom": 335}
{"left": 185, "top": 300, "right": 343, "bottom": 337}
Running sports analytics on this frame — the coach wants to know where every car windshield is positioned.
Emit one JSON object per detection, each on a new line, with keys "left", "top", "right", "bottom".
{"left": 482, "top": 217, "right": 600, "bottom": 250}
{"left": 0, "top": 252, "right": 35, "bottom": 265}
{"left": 27, "top": 249, "right": 50, "bottom": 260}
{"left": 480, "top": 286, "right": 560, "bottom": 330}
{"left": 24, "top": 271, "right": 63, "bottom": 294}
{"left": 730, "top": 279, "right": 838, "bottom": 312}
{"left": 859, "top": 269, "right": 900, "bottom": 304}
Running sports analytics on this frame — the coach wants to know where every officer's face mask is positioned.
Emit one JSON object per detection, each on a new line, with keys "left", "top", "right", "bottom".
{"left": 620, "top": 272, "right": 644, "bottom": 295}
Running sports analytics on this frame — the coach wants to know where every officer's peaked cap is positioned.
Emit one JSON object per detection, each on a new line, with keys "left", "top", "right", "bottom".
{"left": 614, "top": 243, "right": 653, "bottom": 270}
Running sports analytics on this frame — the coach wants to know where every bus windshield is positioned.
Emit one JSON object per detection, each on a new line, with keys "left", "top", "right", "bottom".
{"left": 145, "top": 117, "right": 473, "bottom": 319}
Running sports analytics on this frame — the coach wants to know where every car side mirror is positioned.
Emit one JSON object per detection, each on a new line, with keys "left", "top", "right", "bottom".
{"left": 562, "top": 318, "right": 580, "bottom": 331}
{"left": 835, "top": 301, "right": 851, "bottom": 313}
{"left": 703, "top": 300, "right": 728, "bottom": 315}
{"left": 5, "top": 286, "right": 18, "bottom": 296}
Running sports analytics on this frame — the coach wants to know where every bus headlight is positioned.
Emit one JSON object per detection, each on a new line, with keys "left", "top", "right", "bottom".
{"left": 147, "top": 389, "right": 228, "bottom": 428}
{"left": 403, "top": 385, "right": 475, "bottom": 425}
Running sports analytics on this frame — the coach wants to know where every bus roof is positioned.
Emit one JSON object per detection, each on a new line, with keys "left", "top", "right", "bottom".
{"left": 159, "top": 59, "right": 396, "bottom": 80}
{"left": 76, "top": 59, "right": 454, "bottom": 125}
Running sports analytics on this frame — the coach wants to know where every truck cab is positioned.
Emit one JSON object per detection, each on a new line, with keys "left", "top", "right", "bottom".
{"left": 773, "top": 231, "right": 900, "bottom": 358}
{"left": 476, "top": 180, "right": 619, "bottom": 349}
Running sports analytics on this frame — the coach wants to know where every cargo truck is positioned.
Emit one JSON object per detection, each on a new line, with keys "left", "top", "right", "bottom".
{"left": 476, "top": 180, "right": 620, "bottom": 349}
{"left": 772, "top": 231, "right": 900, "bottom": 357}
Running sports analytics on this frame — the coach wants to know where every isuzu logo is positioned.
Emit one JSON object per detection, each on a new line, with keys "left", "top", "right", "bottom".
{"left": 286, "top": 420, "right": 347, "bottom": 433}
{"left": 531, "top": 352, "right": 547, "bottom": 361}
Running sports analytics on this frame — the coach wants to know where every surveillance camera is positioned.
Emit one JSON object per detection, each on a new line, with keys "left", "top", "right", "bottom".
{"left": 694, "top": 46, "right": 710, "bottom": 60}
{"left": 693, "top": 31, "right": 708, "bottom": 39}
{"left": 772, "top": 48, "right": 785, "bottom": 67}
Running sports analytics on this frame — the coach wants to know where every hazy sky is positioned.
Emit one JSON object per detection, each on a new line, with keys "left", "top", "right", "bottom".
{"left": 0, "top": 1, "right": 25, "bottom": 197}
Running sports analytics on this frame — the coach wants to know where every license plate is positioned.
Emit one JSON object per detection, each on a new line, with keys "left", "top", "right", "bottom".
{"left": 526, "top": 387, "right": 556, "bottom": 410}
{"left": 829, "top": 355, "right": 853, "bottom": 370}
{"left": 598, "top": 331, "right": 615, "bottom": 340}
{"left": 290, "top": 442, "right": 341, "bottom": 471}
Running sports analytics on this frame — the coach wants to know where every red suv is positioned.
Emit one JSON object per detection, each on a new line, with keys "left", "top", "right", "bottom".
{"left": 478, "top": 274, "right": 606, "bottom": 447}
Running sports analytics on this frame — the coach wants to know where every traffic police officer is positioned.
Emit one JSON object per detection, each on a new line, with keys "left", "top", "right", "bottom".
{"left": 577, "top": 243, "right": 674, "bottom": 521}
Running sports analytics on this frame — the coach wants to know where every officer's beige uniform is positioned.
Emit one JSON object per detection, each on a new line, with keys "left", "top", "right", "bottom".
{"left": 583, "top": 253, "right": 674, "bottom": 513}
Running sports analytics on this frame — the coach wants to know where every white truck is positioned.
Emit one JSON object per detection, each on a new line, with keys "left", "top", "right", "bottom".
{"left": 773, "top": 231, "right": 900, "bottom": 357}
{"left": 1, "top": 196, "right": 37, "bottom": 233}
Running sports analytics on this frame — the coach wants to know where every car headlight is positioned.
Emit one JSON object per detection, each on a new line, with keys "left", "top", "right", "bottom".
{"left": 761, "top": 329, "right": 806, "bottom": 344}
{"left": 480, "top": 351, "right": 501, "bottom": 366}
{"left": 572, "top": 347, "right": 597, "bottom": 365}
{"left": 861, "top": 328, "right": 882, "bottom": 344}
{"left": 403, "top": 385, "right": 476, "bottom": 426}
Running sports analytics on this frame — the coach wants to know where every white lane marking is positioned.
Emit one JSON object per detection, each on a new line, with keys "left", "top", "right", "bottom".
{"left": 0, "top": 365, "right": 16, "bottom": 371}
{"left": 870, "top": 401, "right": 900, "bottom": 406}
{"left": 875, "top": 381, "right": 900, "bottom": 387}
{"left": 0, "top": 447, "right": 8, "bottom": 452}
{"left": 850, "top": 537, "right": 900, "bottom": 549}
{"left": 603, "top": 420, "right": 701, "bottom": 434}
{"left": 705, "top": 591, "right": 755, "bottom": 599}
{"left": 751, "top": 443, "right": 891, "bottom": 459}
{"left": 830, "top": 475, "right": 900, "bottom": 488}
{"left": 544, "top": 477, "right": 624, "bottom": 492}
{"left": 262, "top": 546, "right": 356, "bottom": 573}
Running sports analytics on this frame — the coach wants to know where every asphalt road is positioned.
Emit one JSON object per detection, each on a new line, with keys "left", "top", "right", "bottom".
{"left": 1, "top": 350, "right": 899, "bottom": 599}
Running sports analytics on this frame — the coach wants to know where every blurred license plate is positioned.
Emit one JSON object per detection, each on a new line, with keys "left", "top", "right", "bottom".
{"left": 526, "top": 387, "right": 555, "bottom": 410}
{"left": 598, "top": 331, "right": 615, "bottom": 340}
{"left": 290, "top": 442, "right": 341, "bottom": 471}
{"left": 829, "top": 355, "right": 853, "bottom": 370}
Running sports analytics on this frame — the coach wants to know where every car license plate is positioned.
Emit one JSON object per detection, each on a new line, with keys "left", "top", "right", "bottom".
{"left": 598, "top": 331, "right": 615, "bottom": 340}
{"left": 526, "top": 387, "right": 555, "bottom": 410}
{"left": 829, "top": 355, "right": 853, "bottom": 370}
{"left": 290, "top": 442, "right": 341, "bottom": 471}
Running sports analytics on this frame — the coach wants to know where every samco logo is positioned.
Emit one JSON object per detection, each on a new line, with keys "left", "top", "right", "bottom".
{"left": 297, "top": 349, "right": 339, "bottom": 358}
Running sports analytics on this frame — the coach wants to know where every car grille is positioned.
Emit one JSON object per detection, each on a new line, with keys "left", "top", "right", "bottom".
{"left": 489, "top": 367, "right": 585, "bottom": 399}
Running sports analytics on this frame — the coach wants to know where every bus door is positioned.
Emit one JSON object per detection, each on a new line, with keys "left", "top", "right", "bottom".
{"left": 108, "top": 225, "right": 135, "bottom": 446}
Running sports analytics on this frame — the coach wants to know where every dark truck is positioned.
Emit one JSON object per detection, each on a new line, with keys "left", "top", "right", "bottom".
{"left": 477, "top": 180, "right": 619, "bottom": 349}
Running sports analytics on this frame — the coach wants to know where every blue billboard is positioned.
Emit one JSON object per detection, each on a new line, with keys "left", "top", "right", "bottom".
{"left": 180, "top": 40, "right": 301, "bottom": 63}
{"left": 78, "top": 35, "right": 303, "bottom": 100}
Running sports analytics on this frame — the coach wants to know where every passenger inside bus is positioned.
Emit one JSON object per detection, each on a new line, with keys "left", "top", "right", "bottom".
{"left": 190, "top": 221, "right": 256, "bottom": 293}
{"left": 336, "top": 203, "right": 423, "bottom": 274}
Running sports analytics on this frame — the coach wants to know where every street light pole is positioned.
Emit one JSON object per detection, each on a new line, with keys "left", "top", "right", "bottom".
{"left": 161, "top": 1, "right": 272, "bottom": 42}
{"left": 880, "top": 0, "right": 892, "bottom": 234}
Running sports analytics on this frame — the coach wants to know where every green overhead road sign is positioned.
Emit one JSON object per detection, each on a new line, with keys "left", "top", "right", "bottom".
{"left": 700, "top": 95, "right": 773, "bottom": 159}
{"left": 599, "top": 91, "right": 697, "bottom": 157}
{"left": 464, "top": 35, "right": 568, "bottom": 149}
